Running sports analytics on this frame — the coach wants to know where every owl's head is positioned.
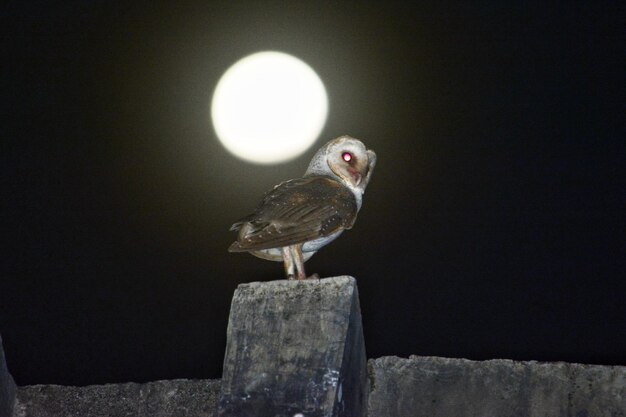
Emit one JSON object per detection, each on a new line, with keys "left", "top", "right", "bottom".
{"left": 305, "top": 135, "right": 377, "bottom": 193}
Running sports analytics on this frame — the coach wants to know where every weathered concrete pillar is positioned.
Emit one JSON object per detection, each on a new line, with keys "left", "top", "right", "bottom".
{"left": 367, "top": 356, "right": 626, "bottom": 417}
{"left": 216, "top": 276, "right": 368, "bottom": 417}
{"left": 0, "top": 334, "right": 16, "bottom": 417}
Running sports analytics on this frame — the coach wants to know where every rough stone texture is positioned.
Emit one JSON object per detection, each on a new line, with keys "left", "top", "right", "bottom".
{"left": 217, "top": 276, "right": 368, "bottom": 417}
{"left": 367, "top": 355, "right": 626, "bottom": 417}
{"left": 1, "top": 334, "right": 16, "bottom": 417}
{"left": 13, "top": 379, "right": 220, "bottom": 417}
{"left": 3, "top": 356, "right": 624, "bottom": 416}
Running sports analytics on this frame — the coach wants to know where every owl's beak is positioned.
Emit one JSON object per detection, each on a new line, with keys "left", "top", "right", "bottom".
{"left": 348, "top": 169, "right": 362, "bottom": 186}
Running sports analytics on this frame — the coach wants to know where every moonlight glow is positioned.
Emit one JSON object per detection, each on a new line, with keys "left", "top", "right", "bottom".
{"left": 211, "top": 51, "right": 328, "bottom": 164}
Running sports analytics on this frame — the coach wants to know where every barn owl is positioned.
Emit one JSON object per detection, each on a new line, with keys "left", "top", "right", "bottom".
{"left": 229, "top": 135, "right": 376, "bottom": 280}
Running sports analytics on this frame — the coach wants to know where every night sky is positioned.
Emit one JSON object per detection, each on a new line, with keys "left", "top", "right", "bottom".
{"left": 2, "top": 2, "right": 624, "bottom": 386}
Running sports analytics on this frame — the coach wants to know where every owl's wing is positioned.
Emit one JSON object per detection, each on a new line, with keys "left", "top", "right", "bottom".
{"left": 229, "top": 176, "right": 357, "bottom": 252}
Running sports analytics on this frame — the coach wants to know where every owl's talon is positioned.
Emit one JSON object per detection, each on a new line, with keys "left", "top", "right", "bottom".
{"left": 307, "top": 273, "right": 320, "bottom": 280}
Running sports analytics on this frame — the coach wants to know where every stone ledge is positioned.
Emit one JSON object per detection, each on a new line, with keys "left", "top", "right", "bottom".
{"left": 14, "top": 379, "right": 220, "bottom": 417}
{"left": 367, "top": 355, "right": 626, "bottom": 417}
{"left": 8, "top": 356, "right": 626, "bottom": 417}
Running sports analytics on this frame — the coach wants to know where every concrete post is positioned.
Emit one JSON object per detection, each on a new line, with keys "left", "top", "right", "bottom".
{"left": 216, "top": 276, "right": 368, "bottom": 417}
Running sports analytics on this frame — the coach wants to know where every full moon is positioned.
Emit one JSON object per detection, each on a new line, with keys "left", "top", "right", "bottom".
{"left": 211, "top": 51, "right": 328, "bottom": 164}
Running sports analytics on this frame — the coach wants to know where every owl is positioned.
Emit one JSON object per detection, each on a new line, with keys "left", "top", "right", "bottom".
{"left": 229, "top": 136, "right": 376, "bottom": 280}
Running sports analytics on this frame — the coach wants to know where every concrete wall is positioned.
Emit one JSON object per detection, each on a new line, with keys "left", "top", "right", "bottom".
{"left": 13, "top": 380, "right": 220, "bottom": 417}
{"left": 367, "top": 356, "right": 625, "bottom": 417}
{"left": 7, "top": 357, "right": 625, "bottom": 417}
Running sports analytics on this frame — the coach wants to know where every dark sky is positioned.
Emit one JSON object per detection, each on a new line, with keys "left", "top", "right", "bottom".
{"left": 1, "top": 1, "right": 624, "bottom": 386}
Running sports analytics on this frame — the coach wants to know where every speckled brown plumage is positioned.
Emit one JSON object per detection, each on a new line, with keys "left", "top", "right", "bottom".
{"left": 229, "top": 175, "right": 357, "bottom": 252}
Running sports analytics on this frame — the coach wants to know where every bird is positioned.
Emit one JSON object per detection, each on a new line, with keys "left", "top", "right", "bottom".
{"left": 228, "top": 135, "right": 377, "bottom": 280}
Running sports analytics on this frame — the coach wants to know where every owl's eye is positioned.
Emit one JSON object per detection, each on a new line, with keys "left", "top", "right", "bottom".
{"left": 342, "top": 152, "right": 352, "bottom": 162}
